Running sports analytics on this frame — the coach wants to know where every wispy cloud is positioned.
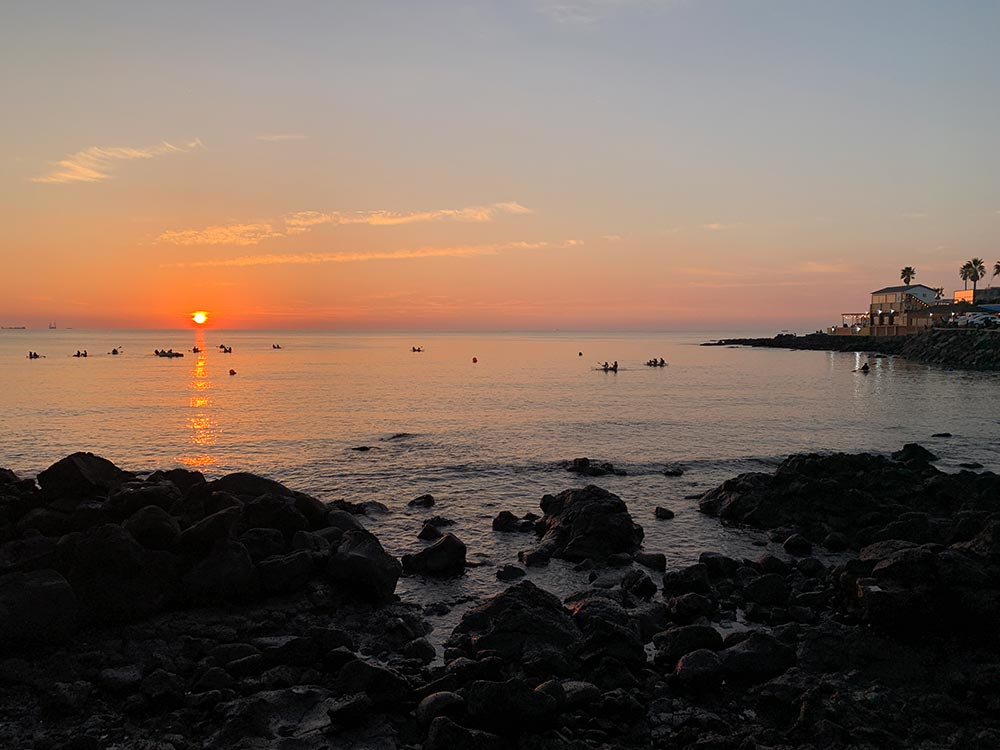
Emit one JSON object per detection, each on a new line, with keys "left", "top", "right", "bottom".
{"left": 602, "top": 234, "right": 623, "bottom": 242}
{"left": 256, "top": 133, "right": 307, "bottom": 142}
{"left": 160, "top": 202, "right": 533, "bottom": 246}
{"left": 157, "top": 223, "right": 284, "bottom": 247}
{"left": 32, "top": 139, "right": 202, "bottom": 184}
{"left": 164, "top": 239, "right": 581, "bottom": 269}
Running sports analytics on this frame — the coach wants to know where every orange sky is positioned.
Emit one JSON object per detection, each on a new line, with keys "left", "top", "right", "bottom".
{"left": 3, "top": 2, "right": 998, "bottom": 331}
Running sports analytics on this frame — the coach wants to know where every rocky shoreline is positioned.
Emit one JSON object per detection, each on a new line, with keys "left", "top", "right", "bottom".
{"left": 1, "top": 450, "right": 999, "bottom": 749}
{"left": 702, "top": 328, "right": 1000, "bottom": 371}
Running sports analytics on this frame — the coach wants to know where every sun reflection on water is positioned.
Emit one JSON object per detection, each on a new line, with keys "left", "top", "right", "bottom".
{"left": 181, "top": 330, "right": 218, "bottom": 468}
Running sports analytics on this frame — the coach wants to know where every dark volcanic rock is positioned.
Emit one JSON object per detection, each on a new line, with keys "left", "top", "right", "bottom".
{"left": 0, "top": 568, "right": 77, "bottom": 648}
{"left": 891, "top": 443, "right": 938, "bottom": 465}
{"left": 123, "top": 505, "right": 180, "bottom": 550}
{"left": 37, "top": 452, "right": 133, "bottom": 500}
{"left": 408, "top": 494, "right": 435, "bottom": 508}
{"left": 653, "top": 624, "right": 724, "bottom": 668}
{"left": 446, "top": 580, "right": 583, "bottom": 670}
{"left": 531, "top": 485, "right": 644, "bottom": 562}
{"left": 698, "top": 448, "right": 1000, "bottom": 549}
{"left": 417, "top": 522, "right": 443, "bottom": 541}
{"left": 722, "top": 631, "right": 796, "bottom": 684}
{"left": 461, "top": 678, "right": 556, "bottom": 734}
{"left": 327, "top": 529, "right": 401, "bottom": 602}
{"left": 566, "top": 457, "right": 627, "bottom": 477}
{"left": 402, "top": 533, "right": 467, "bottom": 577}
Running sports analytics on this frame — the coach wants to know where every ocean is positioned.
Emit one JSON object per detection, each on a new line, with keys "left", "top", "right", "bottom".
{"left": 3, "top": 329, "right": 998, "bottom": 632}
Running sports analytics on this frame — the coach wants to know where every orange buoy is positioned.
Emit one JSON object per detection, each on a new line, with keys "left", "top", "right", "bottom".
{"left": 229, "top": 369, "right": 236, "bottom": 376}
{"left": 472, "top": 357, "right": 478, "bottom": 363}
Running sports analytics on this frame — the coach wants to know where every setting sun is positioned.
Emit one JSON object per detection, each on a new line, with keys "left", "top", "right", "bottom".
{"left": 191, "top": 311, "right": 208, "bottom": 325}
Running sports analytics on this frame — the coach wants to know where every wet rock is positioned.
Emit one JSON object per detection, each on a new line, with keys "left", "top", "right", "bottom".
{"left": 239, "top": 527, "right": 286, "bottom": 562}
{"left": 326, "top": 509, "right": 364, "bottom": 533}
{"left": 822, "top": 531, "right": 849, "bottom": 551}
{"left": 566, "top": 457, "right": 627, "bottom": 477}
{"left": 409, "top": 494, "right": 435, "bottom": 508}
{"left": 622, "top": 568, "right": 657, "bottom": 599}
{"left": 662, "top": 563, "right": 711, "bottom": 596}
{"left": 416, "top": 691, "right": 464, "bottom": 728}
{"left": 37, "top": 452, "right": 133, "bottom": 500}
{"left": 491, "top": 510, "right": 534, "bottom": 533}
{"left": 58, "top": 524, "right": 177, "bottom": 623}
{"left": 291, "top": 529, "right": 330, "bottom": 553}
{"left": 417, "top": 522, "right": 443, "bottom": 541}
{"left": 783, "top": 533, "right": 812, "bottom": 556}
{"left": 123, "top": 505, "right": 180, "bottom": 550}
{"left": 258, "top": 549, "right": 314, "bottom": 595}
{"left": 667, "top": 592, "right": 716, "bottom": 623}
{"left": 655, "top": 506, "right": 675, "bottom": 520}
{"left": 333, "top": 658, "right": 410, "bottom": 706}
{"left": 496, "top": 564, "right": 525, "bottom": 582}
{"left": 699, "top": 551, "right": 739, "bottom": 579}
{"left": 635, "top": 551, "right": 666, "bottom": 571}
{"left": 403, "top": 533, "right": 467, "bottom": 577}
{"left": 461, "top": 678, "right": 557, "bottom": 734}
{"left": 327, "top": 529, "right": 401, "bottom": 602}
{"left": 208, "top": 472, "right": 296, "bottom": 500}
{"left": 653, "top": 624, "right": 723, "bottom": 668}
{"left": 891, "top": 443, "right": 938, "bottom": 464}
{"left": 532, "top": 485, "right": 644, "bottom": 563}
{"left": 208, "top": 686, "right": 334, "bottom": 746}
{"left": 674, "top": 648, "right": 724, "bottom": 691}
{"left": 177, "top": 506, "right": 241, "bottom": 559}
{"left": 242, "top": 493, "right": 309, "bottom": 539}
{"left": 446, "top": 580, "right": 582, "bottom": 669}
{"left": 0, "top": 535, "right": 56, "bottom": 574}
{"left": 425, "top": 716, "right": 507, "bottom": 750}
{"left": 0, "top": 568, "right": 77, "bottom": 648}
{"left": 722, "top": 631, "right": 795, "bottom": 684}
{"left": 744, "top": 573, "right": 789, "bottom": 605}
{"left": 110, "top": 483, "right": 183, "bottom": 517}
{"left": 663, "top": 464, "right": 685, "bottom": 477}
{"left": 183, "top": 539, "right": 258, "bottom": 602}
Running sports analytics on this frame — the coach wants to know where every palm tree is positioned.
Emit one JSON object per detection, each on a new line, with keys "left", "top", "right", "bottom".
{"left": 900, "top": 266, "right": 916, "bottom": 285}
{"left": 994, "top": 260, "right": 1000, "bottom": 279}
{"left": 961, "top": 258, "right": 987, "bottom": 297}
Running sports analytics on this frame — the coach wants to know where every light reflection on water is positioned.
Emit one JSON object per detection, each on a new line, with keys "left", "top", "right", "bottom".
{"left": 184, "top": 330, "right": 218, "bottom": 468}
{"left": 1, "top": 329, "right": 997, "bottom": 631}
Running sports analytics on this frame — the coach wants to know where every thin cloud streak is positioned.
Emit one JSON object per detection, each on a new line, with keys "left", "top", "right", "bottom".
{"left": 164, "top": 240, "right": 582, "bottom": 269}
{"left": 32, "top": 139, "right": 202, "bottom": 184}
{"left": 159, "top": 202, "right": 533, "bottom": 246}
{"left": 157, "top": 223, "right": 284, "bottom": 246}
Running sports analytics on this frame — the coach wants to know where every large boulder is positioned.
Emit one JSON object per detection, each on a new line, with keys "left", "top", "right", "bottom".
{"left": 182, "top": 539, "right": 258, "bottom": 602}
{"left": 461, "top": 678, "right": 557, "bottom": 734}
{"left": 696, "top": 449, "right": 999, "bottom": 548}
{"left": 327, "top": 530, "right": 401, "bottom": 602}
{"left": 446, "top": 580, "right": 583, "bottom": 671}
{"left": 56, "top": 524, "right": 178, "bottom": 623}
{"left": 722, "top": 631, "right": 796, "bottom": 684}
{"left": 36, "top": 452, "right": 133, "bottom": 501}
{"left": 123, "top": 505, "right": 181, "bottom": 550}
{"left": 531, "top": 485, "right": 644, "bottom": 562}
{"left": 402, "top": 533, "right": 467, "bottom": 577}
{"left": 0, "top": 568, "right": 77, "bottom": 648}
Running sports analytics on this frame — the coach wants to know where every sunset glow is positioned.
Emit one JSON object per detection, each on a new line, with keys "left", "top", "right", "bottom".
{"left": 2, "top": 2, "right": 997, "bottom": 331}
{"left": 191, "top": 311, "right": 208, "bottom": 325}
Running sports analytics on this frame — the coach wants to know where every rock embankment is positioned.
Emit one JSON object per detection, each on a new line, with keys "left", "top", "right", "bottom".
{"left": 703, "top": 328, "right": 1000, "bottom": 370}
{"left": 1, "top": 449, "right": 999, "bottom": 749}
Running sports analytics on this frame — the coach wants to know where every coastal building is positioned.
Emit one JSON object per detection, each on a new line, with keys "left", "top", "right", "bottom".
{"left": 830, "top": 284, "right": 951, "bottom": 336}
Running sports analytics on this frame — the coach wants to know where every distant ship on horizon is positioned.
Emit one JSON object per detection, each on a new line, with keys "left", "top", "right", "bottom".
{"left": 48, "top": 322, "right": 56, "bottom": 329}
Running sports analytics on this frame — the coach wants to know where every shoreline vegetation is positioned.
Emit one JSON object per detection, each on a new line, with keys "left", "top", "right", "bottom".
{"left": 702, "top": 328, "right": 1000, "bottom": 371}
{"left": 1, "top": 450, "right": 999, "bottom": 748}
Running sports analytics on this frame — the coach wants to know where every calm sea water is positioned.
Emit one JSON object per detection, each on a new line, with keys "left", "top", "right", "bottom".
{"left": 2, "top": 329, "right": 998, "bottom": 632}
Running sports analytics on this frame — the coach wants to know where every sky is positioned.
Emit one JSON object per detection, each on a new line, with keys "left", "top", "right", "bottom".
{"left": 2, "top": 0, "right": 998, "bottom": 330}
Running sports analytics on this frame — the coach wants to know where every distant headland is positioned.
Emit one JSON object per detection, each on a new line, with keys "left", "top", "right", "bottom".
{"left": 703, "top": 327, "right": 1000, "bottom": 371}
